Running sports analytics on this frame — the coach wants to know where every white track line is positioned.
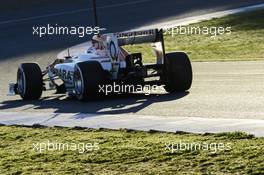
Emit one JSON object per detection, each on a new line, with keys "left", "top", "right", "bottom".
{"left": 0, "top": 0, "right": 151, "bottom": 25}
{"left": 0, "top": 112, "right": 264, "bottom": 137}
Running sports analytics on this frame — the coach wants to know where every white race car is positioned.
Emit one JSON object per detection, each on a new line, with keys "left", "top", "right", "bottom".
{"left": 9, "top": 29, "right": 192, "bottom": 101}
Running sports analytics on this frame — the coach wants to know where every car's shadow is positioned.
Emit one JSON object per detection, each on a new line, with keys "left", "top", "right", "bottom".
{"left": 0, "top": 92, "right": 189, "bottom": 115}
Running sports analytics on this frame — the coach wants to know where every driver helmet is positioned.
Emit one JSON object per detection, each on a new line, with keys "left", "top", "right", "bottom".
{"left": 92, "top": 35, "right": 104, "bottom": 49}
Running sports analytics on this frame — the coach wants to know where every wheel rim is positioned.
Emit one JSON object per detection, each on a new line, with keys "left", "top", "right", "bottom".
{"left": 74, "top": 68, "right": 83, "bottom": 95}
{"left": 17, "top": 69, "right": 26, "bottom": 95}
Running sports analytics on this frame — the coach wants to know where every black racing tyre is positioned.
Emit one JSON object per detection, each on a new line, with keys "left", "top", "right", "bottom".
{"left": 164, "top": 52, "right": 192, "bottom": 92}
{"left": 17, "top": 63, "right": 43, "bottom": 100}
{"left": 73, "top": 61, "right": 105, "bottom": 100}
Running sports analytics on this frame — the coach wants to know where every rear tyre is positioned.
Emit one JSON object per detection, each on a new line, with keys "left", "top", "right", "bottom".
{"left": 73, "top": 61, "right": 105, "bottom": 101}
{"left": 164, "top": 52, "right": 192, "bottom": 92}
{"left": 17, "top": 63, "right": 43, "bottom": 100}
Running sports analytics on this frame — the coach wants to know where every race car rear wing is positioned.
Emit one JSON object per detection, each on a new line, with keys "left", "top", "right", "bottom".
{"left": 116, "top": 29, "right": 164, "bottom": 46}
{"left": 116, "top": 29, "right": 166, "bottom": 65}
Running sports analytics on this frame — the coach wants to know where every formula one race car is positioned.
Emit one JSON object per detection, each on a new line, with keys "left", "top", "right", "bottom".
{"left": 9, "top": 29, "right": 192, "bottom": 101}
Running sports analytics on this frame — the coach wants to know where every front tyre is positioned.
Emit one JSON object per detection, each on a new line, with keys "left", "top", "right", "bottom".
{"left": 17, "top": 63, "right": 43, "bottom": 100}
{"left": 73, "top": 61, "right": 105, "bottom": 101}
{"left": 164, "top": 52, "right": 192, "bottom": 92}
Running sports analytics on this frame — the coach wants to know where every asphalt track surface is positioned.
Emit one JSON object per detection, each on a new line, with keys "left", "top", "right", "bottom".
{"left": 0, "top": 0, "right": 264, "bottom": 122}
